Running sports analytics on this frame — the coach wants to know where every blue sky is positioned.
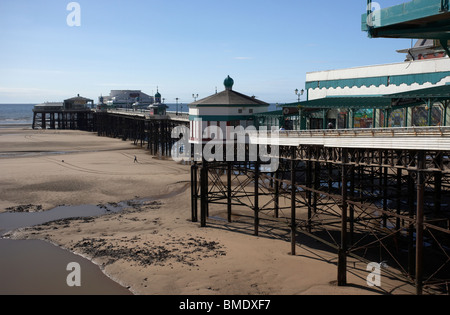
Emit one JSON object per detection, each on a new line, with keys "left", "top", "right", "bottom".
{"left": 0, "top": 0, "right": 412, "bottom": 104}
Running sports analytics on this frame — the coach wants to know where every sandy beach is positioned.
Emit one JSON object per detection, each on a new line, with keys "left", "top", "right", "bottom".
{"left": 0, "top": 127, "right": 418, "bottom": 295}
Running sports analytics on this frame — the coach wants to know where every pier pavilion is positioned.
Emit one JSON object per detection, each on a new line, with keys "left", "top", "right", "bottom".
{"left": 188, "top": 75, "right": 270, "bottom": 143}
{"left": 280, "top": 83, "right": 450, "bottom": 130}
{"left": 255, "top": 0, "right": 450, "bottom": 131}
{"left": 274, "top": 32, "right": 450, "bottom": 130}
{"left": 32, "top": 94, "right": 94, "bottom": 130}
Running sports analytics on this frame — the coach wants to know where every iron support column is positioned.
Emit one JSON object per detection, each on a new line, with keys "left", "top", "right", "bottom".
{"left": 338, "top": 149, "right": 348, "bottom": 286}
{"left": 427, "top": 100, "right": 433, "bottom": 127}
{"left": 416, "top": 151, "right": 425, "bottom": 295}
{"left": 313, "top": 161, "right": 320, "bottom": 213}
{"left": 307, "top": 161, "right": 312, "bottom": 233}
{"left": 191, "top": 161, "right": 198, "bottom": 222}
{"left": 200, "top": 161, "right": 208, "bottom": 228}
{"left": 349, "top": 164, "right": 355, "bottom": 245}
{"left": 396, "top": 168, "right": 402, "bottom": 231}
{"left": 291, "top": 147, "right": 297, "bottom": 255}
{"left": 254, "top": 158, "right": 260, "bottom": 236}
{"left": 407, "top": 171, "right": 415, "bottom": 278}
{"left": 227, "top": 161, "right": 232, "bottom": 223}
{"left": 274, "top": 169, "right": 280, "bottom": 218}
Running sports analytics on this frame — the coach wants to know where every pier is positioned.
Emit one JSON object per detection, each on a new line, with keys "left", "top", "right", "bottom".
{"left": 95, "top": 109, "right": 189, "bottom": 157}
{"left": 32, "top": 106, "right": 95, "bottom": 131}
{"left": 27, "top": 0, "right": 450, "bottom": 294}
{"left": 190, "top": 127, "right": 450, "bottom": 294}
{"left": 31, "top": 103, "right": 450, "bottom": 294}
{"left": 32, "top": 95, "right": 96, "bottom": 131}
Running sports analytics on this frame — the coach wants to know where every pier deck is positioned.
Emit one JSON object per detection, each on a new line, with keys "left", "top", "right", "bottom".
{"left": 255, "top": 126, "right": 450, "bottom": 151}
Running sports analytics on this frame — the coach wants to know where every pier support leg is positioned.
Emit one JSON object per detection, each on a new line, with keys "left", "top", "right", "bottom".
{"left": 254, "top": 159, "right": 260, "bottom": 236}
{"left": 416, "top": 152, "right": 425, "bottom": 295}
{"left": 227, "top": 161, "right": 232, "bottom": 223}
{"left": 313, "top": 161, "right": 320, "bottom": 213}
{"left": 338, "top": 149, "right": 348, "bottom": 286}
{"left": 382, "top": 165, "right": 388, "bottom": 228}
{"left": 200, "top": 161, "right": 208, "bottom": 228}
{"left": 42, "top": 113, "right": 46, "bottom": 130}
{"left": 434, "top": 169, "right": 442, "bottom": 215}
{"left": 349, "top": 164, "right": 355, "bottom": 245}
{"left": 191, "top": 161, "right": 198, "bottom": 223}
{"left": 274, "top": 169, "right": 279, "bottom": 219}
{"left": 32, "top": 112, "right": 37, "bottom": 129}
{"left": 396, "top": 168, "right": 402, "bottom": 231}
{"left": 407, "top": 171, "right": 415, "bottom": 278}
{"left": 307, "top": 161, "right": 312, "bottom": 232}
{"left": 290, "top": 148, "right": 297, "bottom": 255}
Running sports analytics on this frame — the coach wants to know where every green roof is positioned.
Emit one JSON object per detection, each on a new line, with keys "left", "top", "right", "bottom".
{"left": 283, "top": 84, "right": 450, "bottom": 110}
{"left": 254, "top": 110, "right": 283, "bottom": 117}
{"left": 284, "top": 96, "right": 392, "bottom": 109}
{"left": 387, "top": 83, "right": 450, "bottom": 99}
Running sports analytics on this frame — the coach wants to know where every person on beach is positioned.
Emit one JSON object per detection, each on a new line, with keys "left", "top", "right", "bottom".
{"left": 134, "top": 155, "right": 138, "bottom": 163}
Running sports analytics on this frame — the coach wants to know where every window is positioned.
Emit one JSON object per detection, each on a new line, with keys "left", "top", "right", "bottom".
{"left": 249, "top": 109, "right": 254, "bottom": 114}
{"left": 238, "top": 109, "right": 243, "bottom": 114}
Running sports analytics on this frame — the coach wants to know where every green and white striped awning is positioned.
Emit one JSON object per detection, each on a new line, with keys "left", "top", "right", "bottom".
{"left": 283, "top": 84, "right": 450, "bottom": 110}
{"left": 283, "top": 96, "right": 391, "bottom": 110}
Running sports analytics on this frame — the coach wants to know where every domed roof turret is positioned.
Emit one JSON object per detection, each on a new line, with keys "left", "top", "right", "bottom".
{"left": 224, "top": 75, "right": 234, "bottom": 90}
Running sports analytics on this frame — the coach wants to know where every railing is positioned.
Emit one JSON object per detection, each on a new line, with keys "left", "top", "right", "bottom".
{"left": 278, "top": 126, "right": 450, "bottom": 138}
{"left": 166, "top": 111, "right": 190, "bottom": 120}
{"left": 98, "top": 108, "right": 190, "bottom": 121}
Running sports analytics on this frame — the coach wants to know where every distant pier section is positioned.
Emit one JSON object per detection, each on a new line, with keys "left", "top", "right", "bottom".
{"left": 32, "top": 93, "right": 190, "bottom": 131}
{"left": 32, "top": 94, "right": 95, "bottom": 130}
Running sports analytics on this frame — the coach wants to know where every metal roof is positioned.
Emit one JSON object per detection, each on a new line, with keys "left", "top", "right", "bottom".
{"left": 254, "top": 110, "right": 284, "bottom": 117}
{"left": 283, "top": 85, "right": 450, "bottom": 110}
{"left": 362, "top": 0, "right": 450, "bottom": 40}
{"left": 64, "top": 95, "right": 94, "bottom": 102}
{"left": 189, "top": 89, "right": 269, "bottom": 107}
{"left": 283, "top": 96, "right": 392, "bottom": 109}
{"left": 386, "top": 83, "right": 450, "bottom": 99}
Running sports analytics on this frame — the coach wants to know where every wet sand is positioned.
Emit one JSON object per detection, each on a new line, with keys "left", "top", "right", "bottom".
{"left": 0, "top": 128, "right": 418, "bottom": 295}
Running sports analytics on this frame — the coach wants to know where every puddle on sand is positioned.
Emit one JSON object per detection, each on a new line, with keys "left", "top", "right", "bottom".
{"left": 0, "top": 203, "right": 128, "bottom": 235}
{"left": 0, "top": 239, "right": 131, "bottom": 295}
{"left": 0, "top": 201, "right": 147, "bottom": 295}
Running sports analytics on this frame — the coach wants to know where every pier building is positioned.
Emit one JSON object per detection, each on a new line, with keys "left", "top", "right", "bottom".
{"left": 32, "top": 94, "right": 94, "bottom": 130}
{"left": 188, "top": 75, "right": 270, "bottom": 144}
{"left": 148, "top": 88, "right": 168, "bottom": 116}
{"left": 100, "top": 90, "right": 154, "bottom": 109}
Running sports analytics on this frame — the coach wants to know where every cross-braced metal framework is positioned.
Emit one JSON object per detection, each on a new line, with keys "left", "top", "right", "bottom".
{"left": 95, "top": 112, "right": 188, "bottom": 158}
{"left": 191, "top": 144, "right": 450, "bottom": 295}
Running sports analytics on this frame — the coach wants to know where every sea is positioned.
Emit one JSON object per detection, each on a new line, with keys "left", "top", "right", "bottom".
{"left": 0, "top": 104, "right": 36, "bottom": 127}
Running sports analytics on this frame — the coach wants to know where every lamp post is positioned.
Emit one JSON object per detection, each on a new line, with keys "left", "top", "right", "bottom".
{"left": 295, "top": 89, "right": 304, "bottom": 102}
{"left": 175, "top": 98, "right": 179, "bottom": 115}
{"left": 192, "top": 94, "right": 199, "bottom": 102}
